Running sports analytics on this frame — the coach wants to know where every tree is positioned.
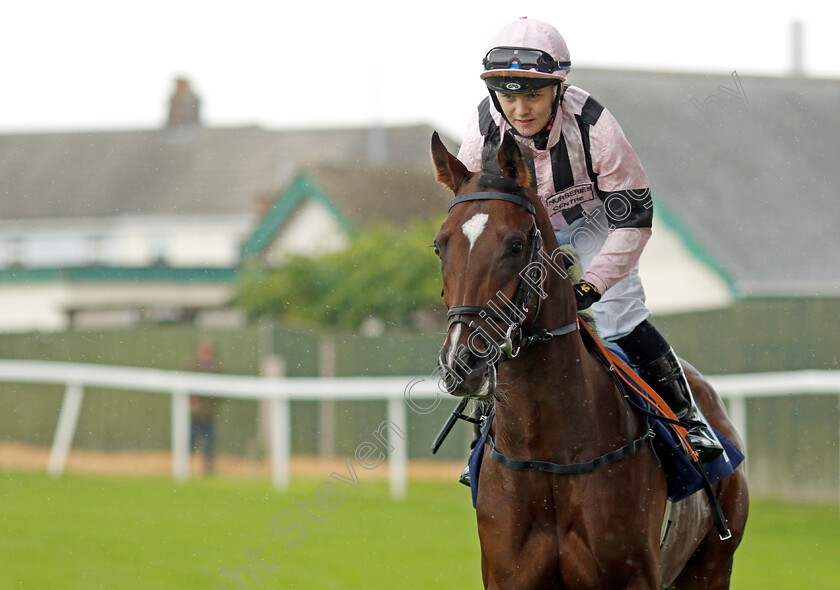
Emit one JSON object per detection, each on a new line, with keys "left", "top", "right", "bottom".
{"left": 233, "top": 217, "right": 445, "bottom": 329}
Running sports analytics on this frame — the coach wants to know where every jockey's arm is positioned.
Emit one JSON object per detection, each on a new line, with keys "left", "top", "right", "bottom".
{"left": 579, "top": 111, "right": 653, "bottom": 295}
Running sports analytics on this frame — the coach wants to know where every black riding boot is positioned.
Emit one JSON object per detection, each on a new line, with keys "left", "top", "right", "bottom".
{"left": 616, "top": 320, "right": 724, "bottom": 463}
{"left": 638, "top": 348, "right": 724, "bottom": 462}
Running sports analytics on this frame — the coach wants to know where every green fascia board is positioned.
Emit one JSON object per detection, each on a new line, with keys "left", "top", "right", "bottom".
{"left": 0, "top": 266, "right": 238, "bottom": 284}
{"left": 653, "top": 193, "right": 739, "bottom": 299}
{"left": 240, "top": 173, "right": 356, "bottom": 259}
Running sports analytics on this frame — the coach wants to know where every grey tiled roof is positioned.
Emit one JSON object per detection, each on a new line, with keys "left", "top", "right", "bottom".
{"left": 567, "top": 68, "right": 840, "bottom": 296}
{"left": 292, "top": 161, "right": 450, "bottom": 230}
{"left": 0, "top": 124, "right": 453, "bottom": 219}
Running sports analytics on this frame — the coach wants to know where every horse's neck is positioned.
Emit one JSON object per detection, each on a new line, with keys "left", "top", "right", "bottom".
{"left": 492, "top": 263, "right": 613, "bottom": 459}
{"left": 494, "top": 330, "right": 603, "bottom": 458}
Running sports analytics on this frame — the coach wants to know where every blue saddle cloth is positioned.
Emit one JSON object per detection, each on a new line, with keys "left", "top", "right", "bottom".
{"left": 468, "top": 343, "right": 744, "bottom": 507}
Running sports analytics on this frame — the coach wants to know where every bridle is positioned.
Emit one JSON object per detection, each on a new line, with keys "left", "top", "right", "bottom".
{"left": 445, "top": 188, "right": 577, "bottom": 364}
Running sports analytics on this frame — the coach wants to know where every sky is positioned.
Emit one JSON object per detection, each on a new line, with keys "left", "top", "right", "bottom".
{"left": 2, "top": 1, "right": 838, "bottom": 141}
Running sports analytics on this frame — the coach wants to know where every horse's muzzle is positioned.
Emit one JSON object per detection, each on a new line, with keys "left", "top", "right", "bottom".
{"left": 438, "top": 333, "right": 498, "bottom": 399}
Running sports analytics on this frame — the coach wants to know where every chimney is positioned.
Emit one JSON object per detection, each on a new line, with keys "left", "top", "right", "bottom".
{"left": 167, "top": 77, "right": 201, "bottom": 129}
{"left": 791, "top": 20, "right": 805, "bottom": 78}
{"left": 367, "top": 124, "right": 388, "bottom": 164}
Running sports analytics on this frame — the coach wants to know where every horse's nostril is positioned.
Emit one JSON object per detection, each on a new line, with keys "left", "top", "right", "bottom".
{"left": 439, "top": 341, "right": 487, "bottom": 389}
{"left": 460, "top": 348, "right": 482, "bottom": 370}
{"left": 437, "top": 356, "right": 464, "bottom": 393}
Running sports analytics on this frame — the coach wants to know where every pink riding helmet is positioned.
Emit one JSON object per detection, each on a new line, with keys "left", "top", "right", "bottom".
{"left": 480, "top": 17, "right": 571, "bottom": 92}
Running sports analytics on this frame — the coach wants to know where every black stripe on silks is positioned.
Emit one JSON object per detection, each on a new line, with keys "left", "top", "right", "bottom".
{"left": 552, "top": 136, "right": 587, "bottom": 223}
{"left": 575, "top": 96, "right": 605, "bottom": 185}
{"left": 601, "top": 188, "right": 654, "bottom": 228}
{"left": 550, "top": 136, "right": 585, "bottom": 224}
{"left": 550, "top": 134, "right": 575, "bottom": 192}
{"left": 524, "top": 155, "right": 538, "bottom": 192}
{"left": 579, "top": 96, "right": 605, "bottom": 126}
{"left": 575, "top": 115, "right": 598, "bottom": 186}
{"left": 478, "top": 97, "right": 504, "bottom": 176}
{"left": 575, "top": 115, "right": 597, "bottom": 185}
{"left": 478, "top": 97, "right": 495, "bottom": 137}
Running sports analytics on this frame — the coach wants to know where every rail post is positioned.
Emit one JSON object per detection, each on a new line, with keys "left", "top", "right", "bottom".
{"left": 388, "top": 396, "right": 408, "bottom": 500}
{"left": 270, "top": 395, "right": 291, "bottom": 490}
{"left": 47, "top": 382, "right": 84, "bottom": 477}
{"left": 171, "top": 388, "right": 191, "bottom": 482}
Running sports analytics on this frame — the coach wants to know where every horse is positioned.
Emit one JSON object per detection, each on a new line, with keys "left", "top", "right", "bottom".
{"left": 430, "top": 131, "right": 749, "bottom": 589}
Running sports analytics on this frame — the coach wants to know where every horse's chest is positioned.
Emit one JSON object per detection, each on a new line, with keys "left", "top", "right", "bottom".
{"left": 477, "top": 484, "right": 658, "bottom": 589}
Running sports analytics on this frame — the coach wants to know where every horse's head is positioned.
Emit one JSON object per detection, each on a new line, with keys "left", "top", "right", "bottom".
{"left": 431, "top": 132, "right": 575, "bottom": 399}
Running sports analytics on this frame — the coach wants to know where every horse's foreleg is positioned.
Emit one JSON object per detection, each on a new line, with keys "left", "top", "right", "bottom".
{"left": 668, "top": 553, "right": 735, "bottom": 589}
{"left": 669, "top": 474, "right": 747, "bottom": 589}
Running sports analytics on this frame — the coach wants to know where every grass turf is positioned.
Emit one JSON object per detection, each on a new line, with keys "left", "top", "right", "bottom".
{"left": 1, "top": 470, "right": 837, "bottom": 589}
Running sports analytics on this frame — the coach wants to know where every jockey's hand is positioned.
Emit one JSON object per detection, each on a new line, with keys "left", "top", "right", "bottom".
{"left": 573, "top": 281, "right": 601, "bottom": 311}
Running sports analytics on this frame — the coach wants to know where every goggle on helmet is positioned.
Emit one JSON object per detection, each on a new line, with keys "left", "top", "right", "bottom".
{"left": 482, "top": 47, "right": 570, "bottom": 94}
{"left": 480, "top": 17, "right": 572, "bottom": 93}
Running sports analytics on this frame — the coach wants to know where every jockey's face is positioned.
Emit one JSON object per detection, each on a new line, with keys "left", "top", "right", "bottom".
{"left": 496, "top": 86, "right": 555, "bottom": 136}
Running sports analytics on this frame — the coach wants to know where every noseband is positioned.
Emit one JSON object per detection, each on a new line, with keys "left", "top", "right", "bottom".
{"left": 445, "top": 190, "right": 577, "bottom": 361}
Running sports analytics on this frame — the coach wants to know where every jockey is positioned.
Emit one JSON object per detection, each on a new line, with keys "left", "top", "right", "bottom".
{"left": 457, "top": 17, "right": 722, "bottom": 482}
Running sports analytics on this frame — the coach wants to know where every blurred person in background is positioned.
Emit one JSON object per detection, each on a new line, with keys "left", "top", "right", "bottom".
{"left": 190, "top": 339, "right": 219, "bottom": 475}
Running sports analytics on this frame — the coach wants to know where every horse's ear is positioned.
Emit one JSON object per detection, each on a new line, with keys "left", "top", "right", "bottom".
{"left": 431, "top": 131, "right": 470, "bottom": 192}
{"left": 497, "top": 132, "right": 532, "bottom": 189}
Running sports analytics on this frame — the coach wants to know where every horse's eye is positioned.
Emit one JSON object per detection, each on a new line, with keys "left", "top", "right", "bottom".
{"left": 432, "top": 243, "right": 441, "bottom": 257}
{"left": 509, "top": 241, "right": 525, "bottom": 256}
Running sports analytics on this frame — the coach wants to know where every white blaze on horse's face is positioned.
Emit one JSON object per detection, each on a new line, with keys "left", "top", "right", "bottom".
{"left": 461, "top": 213, "right": 489, "bottom": 253}
{"left": 446, "top": 324, "right": 462, "bottom": 368}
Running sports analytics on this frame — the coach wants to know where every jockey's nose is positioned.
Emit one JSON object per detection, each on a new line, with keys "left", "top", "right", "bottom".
{"left": 510, "top": 96, "right": 529, "bottom": 116}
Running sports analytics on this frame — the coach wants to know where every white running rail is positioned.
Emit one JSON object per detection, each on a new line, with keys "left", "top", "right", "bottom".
{"left": 0, "top": 360, "right": 838, "bottom": 499}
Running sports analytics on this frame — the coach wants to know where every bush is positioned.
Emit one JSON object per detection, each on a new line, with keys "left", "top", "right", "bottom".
{"left": 234, "top": 217, "right": 444, "bottom": 329}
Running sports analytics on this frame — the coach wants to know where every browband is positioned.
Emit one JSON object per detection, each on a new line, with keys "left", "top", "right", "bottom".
{"left": 447, "top": 191, "right": 536, "bottom": 216}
